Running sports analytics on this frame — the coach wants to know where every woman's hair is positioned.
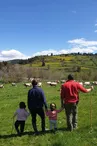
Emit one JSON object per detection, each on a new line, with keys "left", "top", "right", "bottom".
{"left": 50, "top": 103, "right": 56, "bottom": 110}
{"left": 19, "top": 102, "right": 26, "bottom": 109}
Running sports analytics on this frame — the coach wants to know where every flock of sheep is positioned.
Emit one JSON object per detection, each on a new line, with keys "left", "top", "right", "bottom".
{"left": 0, "top": 80, "right": 59, "bottom": 88}
{"left": 0, "top": 80, "right": 97, "bottom": 89}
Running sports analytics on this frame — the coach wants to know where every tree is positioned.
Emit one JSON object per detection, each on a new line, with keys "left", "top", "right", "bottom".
{"left": 76, "top": 66, "right": 81, "bottom": 72}
{"left": 41, "top": 58, "right": 45, "bottom": 66}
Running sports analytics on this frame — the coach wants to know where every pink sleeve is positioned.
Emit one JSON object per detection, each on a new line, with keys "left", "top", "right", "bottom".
{"left": 56, "top": 109, "right": 62, "bottom": 113}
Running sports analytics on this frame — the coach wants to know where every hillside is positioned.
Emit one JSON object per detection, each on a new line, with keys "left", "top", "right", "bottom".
{"left": 9, "top": 53, "right": 97, "bottom": 70}
{"left": 0, "top": 53, "right": 97, "bottom": 82}
{"left": 8, "top": 54, "right": 97, "bottom": 68}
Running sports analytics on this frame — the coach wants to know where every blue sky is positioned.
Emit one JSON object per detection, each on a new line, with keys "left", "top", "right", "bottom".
{"left": 0, "top": 0, "right": 97, "bottom": 61}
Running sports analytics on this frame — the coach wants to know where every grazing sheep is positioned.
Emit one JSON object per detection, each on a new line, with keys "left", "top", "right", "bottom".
{"left": 47, "top": 81, "right": 51, "bottom": 85}
{"left": 24, "top": 83, "right": 32, "bottom": 87}
{"left": 0, "top": 84, "right": 4, "bottom": 88}
{"left": 60, "top": 80, "right": 66, "bottom": 83}
{"left": 37, "top": 82, "right": 42, "bottom": 87}
{"left": 84, "top": 82, "right": 91, "bottom": 86}
{"left": 50, "top": 82, "right": 57, "bottom": 86}
{"left": 12, "top": 83, "right": 17, "bottom": 86}
{"left": 79, "top": 82, "right": 83, "bottom": 86}
{"left": 92, "top": 81, "right": 97, "bottom": 85}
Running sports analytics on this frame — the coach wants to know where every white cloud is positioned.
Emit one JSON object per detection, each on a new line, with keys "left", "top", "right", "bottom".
{"left": 1, "top": 38, "right": 97, "bottom": 61}
{"left": 0, "top": 49, "right": 30, "bottom": 61}
{"left": 67, "top": 38, "right": 97, "bottom": 53}
{"left": 32, "top": 49, "right": 57, "bottom": 56}
{"left": 94, "top": 30, "right": 97, "bottom": 33}
{"left": 32, "top": 47, "right": 96, "bottom": 57}
{"left": 32, "top": 38, "right": 97, "bottom": 56}
{"left": 32, "top": 49, "right": 68, "bottom": 57}
{"left": 69, "top": 47, "right": 96, "bottom": 53}
{"left": 68, "top": 38, "right": 97, "bottom": 46}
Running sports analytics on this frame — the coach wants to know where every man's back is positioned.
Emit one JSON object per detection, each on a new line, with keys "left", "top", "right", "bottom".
{"left": 28, "top": 86, "right": 44, "bottom": 110}
{"left": 61, "top": 79, "right": 88, "bottom": 103}
{"left": 61, "top": 80, "right": 79, "bottom": 103}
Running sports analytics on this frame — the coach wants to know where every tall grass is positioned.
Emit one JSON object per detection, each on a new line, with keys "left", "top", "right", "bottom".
{"left": 0, "top": 83, "right": 97, "bottom": 146}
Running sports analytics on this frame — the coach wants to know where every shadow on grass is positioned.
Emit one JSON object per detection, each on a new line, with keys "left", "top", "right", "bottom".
{"left": 0, "top": 127, "right": 68, "bottom": 139}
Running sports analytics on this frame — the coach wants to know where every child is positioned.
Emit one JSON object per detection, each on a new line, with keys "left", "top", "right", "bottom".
{"left": 46, "top": 103, "right": 63, "bottom": 131}
{"left": 13, "top": 101, "right": 30, "bottom": 135}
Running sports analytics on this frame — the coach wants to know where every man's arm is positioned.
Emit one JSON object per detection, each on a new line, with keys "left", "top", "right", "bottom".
{"left": 60, "top": 97, "right": 64, "bottom": 108}
{"left": 78, "top": 84, "right": 94, "bottom": 93}
{"left": 27, "top": 90, "right": 31, "bottom": 110}
{"left": 60, "top": 85, "right": 65, "bottom": 108}
{"left": 86, "top": 86, "right": 94, "bottom": 92}
{"left": 41, "top": 89, "right": 48, "bottom": 110}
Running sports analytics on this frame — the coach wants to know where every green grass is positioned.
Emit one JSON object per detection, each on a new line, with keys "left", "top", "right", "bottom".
{"left": 0, "top": 83, "right": 97, "bottom": 146}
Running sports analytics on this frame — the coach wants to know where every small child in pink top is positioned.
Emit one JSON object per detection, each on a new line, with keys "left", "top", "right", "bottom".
{"left": 46, "top": 103, "right": 63, "bottom": 131}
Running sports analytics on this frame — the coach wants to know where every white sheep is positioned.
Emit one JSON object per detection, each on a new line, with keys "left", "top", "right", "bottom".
{"left": 37, "top": 82, "right": 42, "bottom": 87}
{"left": 12, "top": 83, "right": 17, "bottom": 86}
{"left": 50, "top": 82, "right": 57, "bottom": 86}
{"left": 92, "top": 81, "right": 97, "bottom": 85}
{"left": 47, "top": 81, "right": 51, "bottom": 85}
{"left": 84, "top": 81, "right": 91, "bottom": 86}
{"left": 79, "top": 82, "right": 83, "bottom": 86}
{"left": 24, "top": 83, "right": 32, "bottom": 87}
{"left": 0, "top": 84, "right": 4, "bottom": 88}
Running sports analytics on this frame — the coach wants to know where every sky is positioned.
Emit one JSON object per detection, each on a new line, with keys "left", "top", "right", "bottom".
{"left": 0, "top": 0, "right": 97, "bottom": 61}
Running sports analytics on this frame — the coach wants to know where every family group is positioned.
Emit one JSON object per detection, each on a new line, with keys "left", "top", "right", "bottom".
{"left": 13, "top": 75, "right": 93, "bottom": 136}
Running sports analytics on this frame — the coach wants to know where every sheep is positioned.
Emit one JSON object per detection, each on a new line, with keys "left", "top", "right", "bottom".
{"left": 24, "top": 83, "right": 32, "bottom": 87}
{"left": 79, "top": 82, "right": 83, "bottom": 86}
{"left": 84, "top": 81, "right": 91, "bottom": 86}
{"left": 47, "top": 81, "right": 57, "bottom": 86}
{"left": 60, "top": 80, "right": 66, "bottom": 83}
{"left": 12, "top": 83, "right": 17, "bottom": 86}
{"left": 37, "top": 82, "right": 42, "bottom": 87}
{"left": 50, "top": 82, "right": 57, "bottom": 86}
{"left": 0, "top": 84, "right": 4, "bottom": 88}
{"left": 29, "top": 78, "right": 34, "bottom": 82}
{"left": 92, "top": 81, "right": 97, "bottom": 85}
{"left": 47, "top": 81, "right": 51, "bottom": 85}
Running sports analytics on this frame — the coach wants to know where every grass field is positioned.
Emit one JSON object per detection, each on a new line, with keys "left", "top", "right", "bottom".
{"left": 0, "top": 82, "right": 97, "bottom": 146}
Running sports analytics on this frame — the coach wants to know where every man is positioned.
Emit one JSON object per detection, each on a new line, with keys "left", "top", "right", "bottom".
{"left": 60, "top": 74, "right": 93, "bottom": 131}
{"left": 27, "top": 79, "right": 48, "bottom": 134}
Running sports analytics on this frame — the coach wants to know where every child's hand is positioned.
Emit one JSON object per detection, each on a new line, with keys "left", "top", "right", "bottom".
{"left": 60, "top": 107, "right": 64, "bottom": 111}
{"left": 45, "top": 108, "right": 48, "bottom": 112}
{"left": 61, "top": 104, "right": 64, "bottom": 108}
